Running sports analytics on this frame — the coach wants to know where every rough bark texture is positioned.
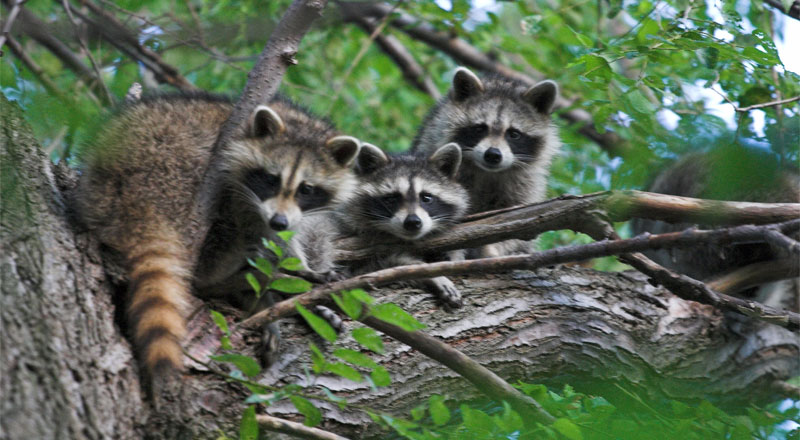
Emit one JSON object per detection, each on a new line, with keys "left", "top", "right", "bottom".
{"left": 1, "top": 95, "right": 798, "bottom": 439}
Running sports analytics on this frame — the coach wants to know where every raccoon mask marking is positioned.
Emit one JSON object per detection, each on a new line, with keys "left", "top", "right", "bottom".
{"left": 223, "top": 105, "right": 360, "bottom": 233}
{"left": 446, "top": 68, "right": 558, "bottom": 172}
{"left": 347, "top": 142, "right": 467, "bottom": 241}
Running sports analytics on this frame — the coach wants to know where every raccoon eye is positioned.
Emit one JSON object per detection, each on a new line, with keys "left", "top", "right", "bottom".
{"left": 470, "top": 124, "right": 488, "bottom": 136}
{"left": 506, "top": 128, "right": 522, "bottom": 140}
{"left": 420, "top": 192, "right": 434, "bottom": 204}
{"left": 298, "top": 182, "right": 315, "bottom": 195}
{"left": 244, "top": 169, "right": 280, "bottom": 200}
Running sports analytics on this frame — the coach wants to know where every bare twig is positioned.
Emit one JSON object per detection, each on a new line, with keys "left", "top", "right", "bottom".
{"left": 0, "top": 0, "right": 24, "bottom": 57}
{"left": 736, "top": 95, "right": 800, "bottom": 112}
{"left": 244, "top": 220, "right": 800, "bottom": 331}
{"left": 59, "top": 0, "right": 114, "bottom": 104}
{"left": 340, "top": 7, "right": 440, "bottom": 98}
{"left": 71, "top": 0, "right": 196, "bottom": 91}
{"left": 337, "top": 1, "right": 628, "bottom": 156}
{"left": 707, "top": 259, "right": 800, "bottom": 294}
{"left": 326, "top": 1, "right": 399, "bottom": 112}
{"left": 257, "top": 414, "right": 352, "bottom": 440}
{"left": 4, "top": 36, "right": 67, "bottom": 102}
{"left": 361, "top": 315, "right": 555, "bottom": 424}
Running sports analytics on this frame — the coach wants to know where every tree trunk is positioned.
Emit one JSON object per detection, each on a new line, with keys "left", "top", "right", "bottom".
{"left": 2, "top": 94, "right": 797, "bottom": 439}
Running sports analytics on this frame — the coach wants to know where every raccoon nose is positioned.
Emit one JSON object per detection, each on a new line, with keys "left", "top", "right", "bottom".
{"left": 269, "top": 214, "right": 288, "bottom": 231}
{"left": 484, "top": 148, "right": 503, "bottom": 165}
{"left": 403, "top": 214, "right": 422, "bottom": 232}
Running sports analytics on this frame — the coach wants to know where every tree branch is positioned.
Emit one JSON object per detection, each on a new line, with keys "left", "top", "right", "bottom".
{"left": 59, "top": 0, "right": 114, "bottom": 104}
{"left": 0, "top": 0, "right": 24, "bottom": 57}
{"left": 338, "top": 4, "right": 440, "bottom": 99}
{"left": 361, "top": 315, "right": 555, "bottom": 425}
{"left": 763, "top": 0, "right": 800, "bottom": 20}
{"left": 707, "top": 259, "right": 800, "bottom": 294}
{"left": 762, "top": 228, "right": 800, "bottom": 258}
{"left": 334, "top": 191, "right": 800, "bottom": 262}
{"left": 337, "top": 1, "right": 628, "bottom": 156}
{"left": 4, "top": 36, "right": 68, "bottom": 102}
{"left": 243, "top": 220, "right": 800, "bottom": 331}
{"left": 257, "top": 414, "right": 352, "bottom": 440}
{"left": 735, "top": 95, "right": 800, "bottom": 112}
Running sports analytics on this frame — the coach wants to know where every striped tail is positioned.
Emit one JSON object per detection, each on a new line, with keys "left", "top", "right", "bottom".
{"left": 125, "top": 236, "right": 191, "bottom": 378}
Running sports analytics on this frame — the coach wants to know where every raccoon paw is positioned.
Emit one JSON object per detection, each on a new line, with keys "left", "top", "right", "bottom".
{"left": 429, "top": 276, "right": 463, "bottom": 309}
{"left": 315, "top": 305, "right": 343, "bottom": 332}
{"left": 294, "top": 269, "right": 347, "bottom": 284}
{"left": 258, "top": 322, "right": 281, "bottom": 367}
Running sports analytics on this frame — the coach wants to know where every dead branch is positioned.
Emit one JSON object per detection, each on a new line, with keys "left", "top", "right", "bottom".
{"left": 257, "top": 414, "right": 352, "bottom": 440}
{"left": 337, "top": 1, "right": 627, "bottom": 156}
{"left": 334, "top": 191, "right": 800, "bottom": 261}
{"left": 338, "top": 4, "right": 440, "bottom": 99}
{"left": 59, "top": 0, "right": 114, "bottom": 104}
{"left": 735, "top": 95, "right": 800, "bottom": 112}
{"left": 762, "top": 228, "right": 800, "bottom": 258}
{"left": 69, "top": 0, "right": 196, "bottom": 91}
{"left": 4, "top": 36, "right": 67, "bottom": 102}
{"left": 0, "top": 0, "right": 24, "bottom": 57}
{"left": 6, "top": 3, "right": 105, "bottom": 102}
{"left": 707, "top": 260, "right": 799, "bottom": 294}
{"left": 244, "top": 220, "right": 800, "bottom": 331}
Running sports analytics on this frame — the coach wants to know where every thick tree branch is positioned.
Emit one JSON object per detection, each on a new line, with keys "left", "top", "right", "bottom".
{"left": 361, "top": 315, "right": 555, "bottom": 425}
{"left": 337, "top": 2, "right": 628, "bottom": 156}
{"left": 763, "top": 228, "right": 800, "bottom": 257}
{"left": 244, "top": 220, "right": 800, "bottom": 331}
{"left": 334, "top": 191, "right": 800, "bottom": 261}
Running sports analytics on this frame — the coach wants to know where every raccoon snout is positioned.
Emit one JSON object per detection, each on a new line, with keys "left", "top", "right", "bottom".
{"left": 403, "top": 214, "right": 423, "bottom": 232}
{"left": 483, "top": 148, "right": 503, "bottom": 165}
{"left": 269, "top": 214, "right": 289, "bottom": 231}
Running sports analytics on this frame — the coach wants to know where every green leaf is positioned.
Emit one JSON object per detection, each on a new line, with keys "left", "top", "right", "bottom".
{"left": 331, "top": 292, "right": 362, "bottom": 320}
{"left": 623, "top": 89, "right": 654, "bottom": 116}
{"left": 239, "top": 405, "right": 258, "bottom": 440}
{"left": 325, "top": 362, "right": 363, "bottom": 382}
{"left": 370, "top": 365, "right": 391, "bottom": 387}
{"left": 353, "top": 327, "right": 384, "bottom": 354}
{"left": 460, "top": 404, "right": 493, "bottom": 434}
{"left": 247, "top": 257, "right": 273, "bottom": 278}
{"left": 277, "top": 230, "right": 296, "bottom": 243}
{"left": 429, "top": 395, "right": 451, "bottom": 426}
{"left": 245, "top": 272, "right": 260, "bottom": 294}
{"left": 370, "top": 303, "right": 426, "bottom": 331}
{"left": 279, "top": 257, "right": 305, "bottom": 271}
{"left": 346, "top": 288, "right": 375, "bottom": 305}
{"left": 333, "top": 348, "right": 377, "bottom": 368}
{"left": 494, "top": 401, "right": 523, "bottom": 433}
{"left": 308, "top": 342, "right": 326, "bottom": 374}
{"left": 553, "top": 418, "right": 583, "bottom": 440}
{"left": 210, "top": 310, "right": 230, "bottom": 335}
{"left": 290, "top": 396, "right": 322, "bottom": 427}
{"left": 270, "top": 277, "right": 312, "bottom": 294}
{"left": 296, "top": 303, "right": 337, "bottom": 342}
{"left": 262, "top": 238, "right": 283, "bottom": 258}
{"left": 210, "top": 354, "right": 262, "bottom": 378}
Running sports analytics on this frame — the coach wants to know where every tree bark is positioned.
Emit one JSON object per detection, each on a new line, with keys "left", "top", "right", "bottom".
{"left": 2, "top": 94, "right": 798, "bottom": 439}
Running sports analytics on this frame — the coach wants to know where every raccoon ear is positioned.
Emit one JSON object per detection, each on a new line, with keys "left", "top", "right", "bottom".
{"left": 429, "top": 142, "right": 462, "bottom": 179}
{"left": 451, "top": 67, "right": 484, "bottom": 102}
{"left": 250, "top": 105, "right": 286, "bottom": 137}
{"left": 356, "top": 143, "right": 389, "bottom": 175}
{"left": 326, "top": 136, "right": 361, "bottom": 167}
{"left": 523, "top": 80, "right": 558, "bottom": 114}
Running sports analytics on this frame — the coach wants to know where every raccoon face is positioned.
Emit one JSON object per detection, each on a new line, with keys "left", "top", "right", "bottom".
{"left": 226, "top": 106, "right": 360, "bottom": 232}
{"left": 447, "top": 68, "right": 558, "bottom": 173}
{"left": 351, "top": 143, "right": 467, "bottom": 241}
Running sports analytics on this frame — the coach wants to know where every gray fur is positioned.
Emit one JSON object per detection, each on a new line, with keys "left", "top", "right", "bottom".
{"left": 413, "top": 67, "right": 561, "bottom": 257}
{"left": 336, "top": 143, "right": 470, "bottom": 308}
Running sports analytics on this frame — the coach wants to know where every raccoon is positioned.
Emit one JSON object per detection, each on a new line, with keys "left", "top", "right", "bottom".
{"left": 413, "top": 67, "right": 561, "bottom": 257}
{"left": 632, "top": 149, "right": 800, "bottom": 309}
{"left": 336, "top": 142, "right": 469, "bottom": 308}
{"left": 76, "top": 93, "right": 360, "bottom": 381}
